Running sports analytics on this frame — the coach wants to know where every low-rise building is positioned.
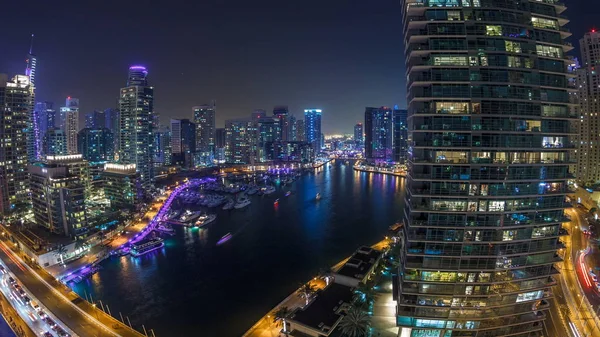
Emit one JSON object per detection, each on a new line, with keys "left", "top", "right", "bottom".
{"left": 287, "top": 283, "right": 354, "bottom": 337}
{"left": 332, "top": 246, "right": 381, "bottom": 288}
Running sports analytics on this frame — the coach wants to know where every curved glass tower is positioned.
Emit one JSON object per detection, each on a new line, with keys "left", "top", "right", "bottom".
{"left": 397, "top": 0, "right": 574, "bottom": 336}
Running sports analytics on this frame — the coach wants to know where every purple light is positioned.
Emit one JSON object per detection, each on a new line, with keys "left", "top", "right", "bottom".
{"left": 129, "top": 65, "right": 147, "bottom": 70}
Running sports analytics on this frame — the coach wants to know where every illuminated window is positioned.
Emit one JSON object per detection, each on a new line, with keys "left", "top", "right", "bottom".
{"left": 516, "top": 290, "right": 543, "bottom": 302}
{"left": 505, "top": 41, "right": 522, "bottom": 53}
{"left": 486, "top": 25, "right": 502, "bottom": 36}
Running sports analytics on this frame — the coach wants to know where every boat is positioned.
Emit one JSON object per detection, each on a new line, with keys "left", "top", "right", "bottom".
{"left": 246, "top": 186, "right": 259, "bottom": 195}
{"left": 130, "top": 238, "right": 164, "bottom": 257}
{"left": 222, "top": 199, "right": 234, "bottom": 210}
{"left": 157, "top": 224, "right": 175, "bottom": 234}
{"left": 274, "top": 199, "right": 279, "bottom": 205}
{"left": 216, "top": 233, "right": 232, "bottom": 245}
{"left": 165, "top": 209, "right": 181, "bottom": 221}
{"left": 194, "top": 214, "right": 217, "bottom": 228}
{"left": 261, "top": 186, "right": 276, "bottom": 195}
{"left": 316, "top": 193, "right": 321, "bottom": 200}
{"left": 234, "top": 197, "right": 251, "bottom": 209}
{"left": 179, "top": 210, "right": 202, "bottom": 223}
{"left": 285, "top": 191, "right": 291, "bottom": 197}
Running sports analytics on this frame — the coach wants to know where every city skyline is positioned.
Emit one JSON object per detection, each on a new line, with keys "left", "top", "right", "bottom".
{"left": 1, "top": 1, "right": 593, "bottom": 134}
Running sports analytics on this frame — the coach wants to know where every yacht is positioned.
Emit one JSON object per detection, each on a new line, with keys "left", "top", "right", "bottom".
{"left": 285, "top": 191, "right": 291, "bottom": 197}
{"left": 222, "top": 199, "right": 235, "bottom": 210}
{"left": 194, "top": 214, "right": 217, "bottom": 228}
{"left": 179, "top": 210, "right": 202, "bottom": 223}
{"left": 234, "top": 197, "right": 251, "bottom": 209}
{"left": 316, "top": 193, "right": 321, "bottom": 200}
{"left": 274, "top": 199, "right": 279, "bottom": 205}
{"left": 261, "top": 186, "right": 276, "bottom": 195}
{"left": 131, "top": 238, "right": 164, "bottom": 257}
{"left": 246, "top": 186, "right": 259, "bottom": 195}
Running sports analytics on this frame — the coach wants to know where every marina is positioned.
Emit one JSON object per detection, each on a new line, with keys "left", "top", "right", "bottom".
{"left": 71, "top": 160, "right": 405, "bottom": 336}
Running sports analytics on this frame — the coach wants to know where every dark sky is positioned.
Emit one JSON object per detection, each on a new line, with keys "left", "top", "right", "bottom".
{"left": 0, "top": 1, "right": 597, "bottom": 133}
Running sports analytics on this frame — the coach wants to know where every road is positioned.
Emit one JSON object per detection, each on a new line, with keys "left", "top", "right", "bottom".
{"left": 0, "top": 238, "right": 146, "bottom": 337}
{"left": 0, "top": 285, "right": 36, "bottom": 337}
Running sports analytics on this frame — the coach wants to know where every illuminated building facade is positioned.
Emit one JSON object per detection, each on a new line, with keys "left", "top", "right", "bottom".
{"left": 193, "top": 103, "right": 216, "bottom": 165}
{"left": 576, "top": 31, "right": 600, "bottom": 184}
{"left": 365, "top": 106, "right": 393, "bottom": 163}
{"left": 304, "top": 109, "right": 322, "bottom": 154}
{"left": 60, "top": 97, "right": 80, "bottom": 155}
{"left": 0, "top": 74, "right": 33, "bottom": 215}
{"left": 42, "top": 128, "right": 68, "bottom": 156}
{"left": 354, "top": 123, "right": 363, "bottom": 144}
{"left": 394, "top": 108, "right": 409, "bottom": 164}
{"left": 102, "top": 163, "right": 141, "bottom": 210}
{"left": 171, "top": 119, "right": 196, "bottom": 168}
{"left": 29, "top": 155, "right": 89, "bottom": 239}
{"left": 77, "top": 128, "right": 114, "bottom": 163}
{"left": 119, "top": 66, "right": 154, "bottom": 195}
{"left": 397, "top": 1, "right": 573, "bottom": 336}
{"left": 225, "top": 118, "right": 255, "bottom": 164}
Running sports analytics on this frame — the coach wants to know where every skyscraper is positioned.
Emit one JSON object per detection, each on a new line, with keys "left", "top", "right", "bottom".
{"left": 34, "top": 101, "right": 57, "bottom": 160}
{"left": 85, "top": 110, "right": 107, "bottom": 129}
{"left": 153, "top": 126, "right": 172, "bottom": 167}
{"left": 577, "top": 31, "right": 600, "bottom": 184}
{"left": 60, "top": 97, "right": 80, "bottom": 155}
{"left": 170, "top": 119, "right": 196, "bottom": 168}
{"left": 215, "top": 127, "right": 226, "bottom": 163}
{"left": 225, "top": 118, "right": 255, "bottom": 164}
{"left": 304, "top": 109, "right": 322, "bottom": 154}
{"left": 43, "top": 128, "right": 68, "bottom": 156}
{"left": 0, "top": 74, "right": 32, "bottom": 215}
{"left": 104, "top": 108, "right": 120, "bottom": 156}
{"left": 354, "top": 123, "right": 363, "bottom": 144}
{"left": 364, "top": 107, "right": 393, "bottom": 163}
{"left": 295, "top": 119, "right": 305, "bottom": 142}
{"left": 77, "top": 128, "right": 114, "bottom": 162}
{"left": 273, "top": 105, "right": 291, "bottom": 141}
{"left": 119, "top": 65, "right": 154, "bottom": 194}
{"left": 193, "top": 103, "right": 216, "bottom": 165}
{"left": 397, "top": 1, "right": 573, "bottom": 336}
{"left": 25, "top": 36, "right": 38, "bottom": 163}
{"left": 393, "top": 108, "right": 408, "bottom": 164}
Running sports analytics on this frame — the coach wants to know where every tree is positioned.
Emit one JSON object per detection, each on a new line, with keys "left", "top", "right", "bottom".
{"left": 354, "top": 283, "right": 377, "bottom": 309}
{"left": 74, "top": 239, "right": 86, "bottom": 253}
{"left": 54, "top": 245, "right": 68, "bottom": 265}
{"left": 273, "top": 306, "right": 292, "bottom": 336}
{"left": 298, "top": 282, "right": 317, "bottom": 306}
{"left": 338, "top": 307, "right": 371, "bottom": 337}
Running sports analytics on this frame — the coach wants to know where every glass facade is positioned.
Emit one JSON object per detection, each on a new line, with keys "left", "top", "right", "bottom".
{"left": 398, "top": 0, "right": 573, "bottom": 336}
{"left": 304, "top": 109, "right": 322, "bottom": 154}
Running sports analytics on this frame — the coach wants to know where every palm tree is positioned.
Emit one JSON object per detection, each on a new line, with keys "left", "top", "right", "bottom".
{"left": 54, "top": 245, "right": 68, "bottom": 265}
{"left": 354, "top": 283, "right": 377, "bottom": 309}
{"left": 273, "top": 306, "right": 292, "bottom": 336}
{"left": 338, "top": 307, "right": 371, "bottom": 337}
{"left": 298, "top": 282, "right": 317, "bottom": 306}
{"left": 74, "top": 239, "right": 86, "bottom": 253}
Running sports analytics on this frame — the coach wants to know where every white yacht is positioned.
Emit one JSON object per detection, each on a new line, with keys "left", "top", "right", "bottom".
{"left": 234, "top": 197, "right": 251, "bottom": 209}
{"left": 194, "top": 214, "right": 217, "bottom": 228}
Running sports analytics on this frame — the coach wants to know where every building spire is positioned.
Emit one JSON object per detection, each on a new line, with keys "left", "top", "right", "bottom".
{"left": 29, "top": 33, "right": 34, "bottom": 55}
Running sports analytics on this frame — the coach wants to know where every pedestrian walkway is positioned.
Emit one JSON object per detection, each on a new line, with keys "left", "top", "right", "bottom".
{"left": 243, "top": 238, "right": 392, "bottom": 337}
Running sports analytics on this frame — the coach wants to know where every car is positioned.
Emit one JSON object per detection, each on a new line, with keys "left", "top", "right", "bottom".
{"left": 17, "top": 289, "right": 26, "bottom": 297}
{"left": 8, "top": 277, "right": 15, "bottom": 284}
{"left": 22, "top": 296, "right": 31, "bottom": 304}
{"left": 42, "top": 332, "right": 53, "bottom": 337}
{"left": 592, "top": 274, "right": 598, "bottom": 282}
{"left": 44, "top": 317, "right": 56, "bottom": 328}
{"left": 13, "top": 284, "right": 22, "bottom": 291}
{"left": 0, "top": 265, "right": 6, "bottom": 274}
{"left": 38, "top": 310, "right": 48, "bottom": 319}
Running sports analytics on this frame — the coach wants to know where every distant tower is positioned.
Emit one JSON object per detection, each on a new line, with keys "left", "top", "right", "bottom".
{"left": 25, "top": 34, "right": 37, "bottom": 86}
{"left": 60, "top": 97, "right": 80, "bottom": 155}
{"left": 193, "top": 102, "right": 216, "bottom": 165}
{"left": 304, "top": 109, "right": 322, "bottom": 154}
{"left": 364, "top": 107, "right": 393, "bottom": 163}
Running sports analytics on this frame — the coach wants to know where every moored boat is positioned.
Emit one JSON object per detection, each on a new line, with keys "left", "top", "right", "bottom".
{"left": 131, "top": 238, "right": 164, "bottom": 257}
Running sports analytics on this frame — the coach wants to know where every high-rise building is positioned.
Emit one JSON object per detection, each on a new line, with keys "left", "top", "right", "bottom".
{"left": 77, "top": 128, "right": 114, "bottom": 163}
{"left": 397, "top": 1, "right": 573, "bottom": 336}
{"left": 304, "top": 109, "right": 322, "bottom": 154}
{"left": 119, "top": 66, "right": 154, "bottom": 195}
{"left": 393, "top": 108, "right": 408, "bottom": 164}
{"left": 295, "top": 119, "right": 305, "bottom": 142}
{"left": 60, "top": 97, "right": 80, "bottom": 155}
{"left": 42, "top": 128, "right": 68, "bottom": 156}
{"left": 29, "top": 155, "right": 89, "bottom": 238}
{"left": 273, "top": 105, "right": 291, "bottom": 141}
{"left": 34, "top": 101, "right": 57, "bottom": 160}
{"left": 215, "top": 128, "right": 226, "bottom": 163}
{"left": 85, "top": 110, "right": 107, "bottom": 129}
{"left": 354, "top": 123, "right": 363, "bottom": 144}
{"left": 102, "top": 163, "right": 141, "bottom": 210}
{"left": 104, "top": 108, "right": 120, "bottom": 156}
{"left": 171, "top": 119, "right": 196, "bottom": 168}
{"left": 154, "top": 126, "right": 172, "bottom": 167}
{"left": 225, "top": 118, "right": 255, "bottom": 164}
{"left": 193, "top": 103, "right": 216, "bottom": 165}
{"left": 256, "top": 117, "right": 282, "bottom": 162}
{"left": 289, "top": 114, "right": 297, "bottom": 141}
{"left": 0, "top": 74, "right": 33, "bottom": 215}
{"left": 577, "top": 31, "right": 600, "bottom": 184}
{"left": 26, "top": 35, "right": 38, "bottom": 163}
{"left": 364, "top": 107, "right": 393, "bottom": 163}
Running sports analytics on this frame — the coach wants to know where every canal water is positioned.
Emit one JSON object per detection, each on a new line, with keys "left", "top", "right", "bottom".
{"left": 72, "top": 160, "right": 405, "bottom": 336}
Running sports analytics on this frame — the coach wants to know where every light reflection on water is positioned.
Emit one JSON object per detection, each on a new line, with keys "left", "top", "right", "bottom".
{"left": 72, "top": 160, "right": 405, "bottom": 337}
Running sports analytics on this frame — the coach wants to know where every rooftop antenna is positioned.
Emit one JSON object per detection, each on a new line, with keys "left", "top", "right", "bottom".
{"left": 29, "top": 33, "right": 34, "bottom": 54}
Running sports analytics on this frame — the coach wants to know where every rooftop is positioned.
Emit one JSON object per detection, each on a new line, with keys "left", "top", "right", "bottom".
{"left": 289, "top": 283, "right": 354, "bottom": 335}
{"left": 336, "top": 246, "right": 381, "bottom": 279}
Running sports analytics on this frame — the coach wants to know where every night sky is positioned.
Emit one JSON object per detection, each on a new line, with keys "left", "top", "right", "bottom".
{"left": 0, "top": 1, "right": 597, "bottom": 133}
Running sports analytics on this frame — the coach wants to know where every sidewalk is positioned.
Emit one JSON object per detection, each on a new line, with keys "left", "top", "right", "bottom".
{"left": 243, "top": 238, "right": 392, "bottom": 337}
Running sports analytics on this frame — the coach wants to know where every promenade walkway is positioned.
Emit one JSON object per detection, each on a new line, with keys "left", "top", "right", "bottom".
{"left": 243, "top": 238, "right": 392, "bottom": 337}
